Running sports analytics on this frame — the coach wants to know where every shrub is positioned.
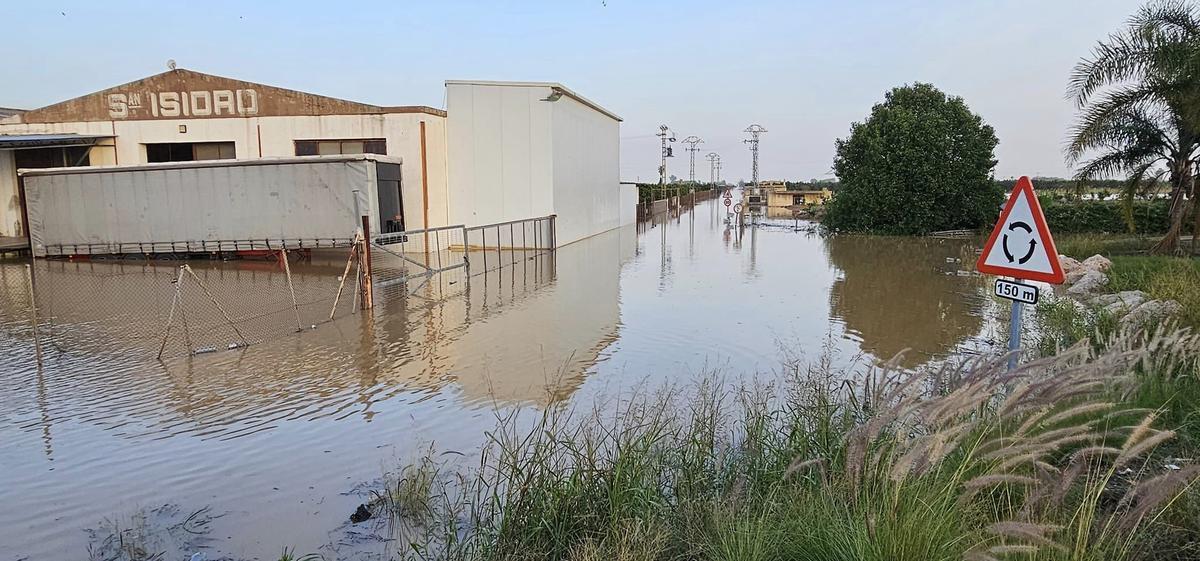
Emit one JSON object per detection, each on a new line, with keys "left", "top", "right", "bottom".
{"left": 1041, "top": 199, "right": 1173, "bottom": 234}
{"left": 824, "top": 83, "right": 1002, "bottom": 235}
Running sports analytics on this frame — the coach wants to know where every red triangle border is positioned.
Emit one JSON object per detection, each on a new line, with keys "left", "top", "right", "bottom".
{"left": 975, "top": 176, "right": 1066, "bottom": 284}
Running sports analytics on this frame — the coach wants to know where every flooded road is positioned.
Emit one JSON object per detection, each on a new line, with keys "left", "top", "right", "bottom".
{"left": 0, "top": 197, "right": 1003, "bottom": 559}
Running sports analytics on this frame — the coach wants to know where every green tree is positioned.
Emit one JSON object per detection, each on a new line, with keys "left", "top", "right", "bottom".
{"left": 824, "top": 83, "right": 1001, "bottom": 235}
{"left": 1067, "top": 0, "right": 1200, "bottom": 254}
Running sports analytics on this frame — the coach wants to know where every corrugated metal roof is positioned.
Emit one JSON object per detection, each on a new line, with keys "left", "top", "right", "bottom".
{"left": 0, "top": 133, "right": 111, "bottom": 149}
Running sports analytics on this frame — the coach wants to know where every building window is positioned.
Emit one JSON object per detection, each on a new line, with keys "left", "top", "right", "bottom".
{"left": 146, "top": 142, "right": 235, "bottom": 163}
{"left": 294, "top": 139, "right": 387, "bottom": 156}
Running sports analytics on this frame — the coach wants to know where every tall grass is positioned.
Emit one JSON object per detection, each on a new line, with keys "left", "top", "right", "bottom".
{"left": 1108, "top": 256, "right": 1200, "bottom": 328}
{"left": 369, "top": 328, "right": 1200, "bottom": 561}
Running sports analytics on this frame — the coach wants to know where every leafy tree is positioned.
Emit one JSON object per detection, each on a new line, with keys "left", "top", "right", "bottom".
{"left": 824, "top": 83, "right": 1001, "bottom": 235}
{"left": 1067, "top": 0, "right": 1200, "bottom": 254}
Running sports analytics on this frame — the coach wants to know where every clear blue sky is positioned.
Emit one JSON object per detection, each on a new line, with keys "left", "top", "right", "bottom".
{"left": 1, "top": 0, "right": 1141, "bottom": 182}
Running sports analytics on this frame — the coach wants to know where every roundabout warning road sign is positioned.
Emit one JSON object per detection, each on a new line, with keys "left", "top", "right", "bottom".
{"left": 976, "top": 176, "right": 1064, "bottom": 284}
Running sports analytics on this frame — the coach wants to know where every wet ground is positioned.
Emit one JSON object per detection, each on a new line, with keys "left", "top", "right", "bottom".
{"left": 0, "top": 197, "right": 1006, "bottom": 559}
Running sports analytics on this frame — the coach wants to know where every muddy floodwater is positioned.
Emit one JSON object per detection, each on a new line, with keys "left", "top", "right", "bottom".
{"left": 0, "top": 197, "right": 1008, "bottom": 560}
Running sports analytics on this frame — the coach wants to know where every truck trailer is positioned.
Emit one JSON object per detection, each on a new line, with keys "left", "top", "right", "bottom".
{"left": 19, "top": 155, "right": 403, "bottom": 257}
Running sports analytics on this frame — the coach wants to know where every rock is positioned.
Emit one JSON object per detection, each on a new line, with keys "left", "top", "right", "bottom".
{"left": 1101, "top": 290, "right": 1148, "bottom": 314}
{"left": 1067, "top": 270, "right": 1108, "bottom": 297}
{"left": 1082, "top": 254, "right": 1113, "bottom": 272}
{"left": 1059, "top": 255, "right": 1082, "bottom": 274}
{"left": 1121, "top": 299, "right": 1183, "bottom": 327}
{"left": 350, "top": 503, "right": 373, "bottom": 524}
{"left": 1065, "top": 268, "right": 1089, "bottom": 285}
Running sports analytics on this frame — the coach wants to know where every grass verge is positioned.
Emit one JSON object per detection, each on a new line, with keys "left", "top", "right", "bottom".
{"left": 367, "top": 328, "right": 1200, "bottom": 561}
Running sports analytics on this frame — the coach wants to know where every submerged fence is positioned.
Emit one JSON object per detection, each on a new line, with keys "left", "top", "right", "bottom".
{"left": 8, "top": 215, "right": 559, "bottom": 361}
{"left": 14, "top": 250, "right": 362, "bottom": 360}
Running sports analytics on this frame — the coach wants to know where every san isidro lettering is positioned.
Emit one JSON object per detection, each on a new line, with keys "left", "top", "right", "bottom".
{"left": 107, "top": 89, "right": 260, "bottom": 119}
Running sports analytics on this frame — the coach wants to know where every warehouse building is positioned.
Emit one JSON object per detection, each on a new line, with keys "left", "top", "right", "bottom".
{"left": 1, "top": 68, "right": 629, "bottom": 250}
{"left": 0, "top": 69, "right": 448, "bottom": 240}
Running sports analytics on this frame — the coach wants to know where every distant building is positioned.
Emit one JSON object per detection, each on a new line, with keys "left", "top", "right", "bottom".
{"left": 0, "top": 68, "right": 629, "bottom": 247}
{"left": 760, "top": 181, "right": 832, "bottom": 208}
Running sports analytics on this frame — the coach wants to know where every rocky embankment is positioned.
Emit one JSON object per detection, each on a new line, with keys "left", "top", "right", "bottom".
{"left": 1058, "top": 254, "right": 1181, "bottom": 326}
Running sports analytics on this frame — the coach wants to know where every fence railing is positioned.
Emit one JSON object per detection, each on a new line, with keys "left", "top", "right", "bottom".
{"left": 40, "top": 238, "right": 355, "bottom": 257}
{"left": 10, "top": 215, "right": 560, "bottom": 361}
{"left": 463, "top": 215, "right": 556, "bottom": 275}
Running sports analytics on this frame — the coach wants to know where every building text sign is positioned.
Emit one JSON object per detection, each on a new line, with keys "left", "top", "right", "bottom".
{"left": 108, "top": 89, "right": 260, "bottom": 119}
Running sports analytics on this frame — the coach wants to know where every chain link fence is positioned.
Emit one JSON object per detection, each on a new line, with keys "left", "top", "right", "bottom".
{"left": 20, "top": 249, "right": 362, "bottom": 359}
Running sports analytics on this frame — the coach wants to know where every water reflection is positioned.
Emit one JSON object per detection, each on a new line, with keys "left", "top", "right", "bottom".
{"left": 0, "top": 198, "right": 1001, "bottom": 560}
{"left": 825, "top": 235, "right": 989, "bottom": 367}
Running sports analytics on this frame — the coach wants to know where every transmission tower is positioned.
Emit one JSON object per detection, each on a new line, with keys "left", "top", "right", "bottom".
{"left": 705, "top": 152, "right": 719, "bottom": 185}
{"left": 681, "top": 136, "right": 703, "bottom": 183}
{"left": 743, "top": 124, "right": 767, "bottom": 188}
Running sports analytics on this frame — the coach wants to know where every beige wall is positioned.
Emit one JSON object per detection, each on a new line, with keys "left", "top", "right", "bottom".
{"left": 0, "top": 151, "right": 16, "bottom": 236}
{"left": 0, "top": 112, "right": 449, "bottom": 236}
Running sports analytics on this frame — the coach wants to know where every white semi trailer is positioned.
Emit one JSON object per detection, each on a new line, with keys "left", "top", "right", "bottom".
{"left": 20, "top": 155, "right": 404, "bottom": 257}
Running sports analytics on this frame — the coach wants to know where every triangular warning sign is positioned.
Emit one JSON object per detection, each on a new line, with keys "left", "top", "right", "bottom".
{"left": 976, "top": 176, "right": 1065, "bottom": 284}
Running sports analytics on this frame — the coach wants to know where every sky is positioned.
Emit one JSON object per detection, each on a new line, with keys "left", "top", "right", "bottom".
{"left": 0, "top": 0, "right": 1143, "bottom": 182}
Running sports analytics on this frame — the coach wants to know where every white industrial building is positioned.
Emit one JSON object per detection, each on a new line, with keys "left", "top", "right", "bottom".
{"left": 0, "top": 68, "right": 631, "bottom": 252}
{"left": 446, "top": 80, "right": 625, "bottom": 245}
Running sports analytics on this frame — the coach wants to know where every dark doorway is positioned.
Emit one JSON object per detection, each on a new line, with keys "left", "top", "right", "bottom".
{"left": 376, "top": 163, "right": 403, "bottom": 233}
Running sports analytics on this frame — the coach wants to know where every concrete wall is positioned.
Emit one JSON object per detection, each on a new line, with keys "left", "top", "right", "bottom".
{"left": 446, "top": 81, "right": 623, "bottom": 246}
{"left": 445, "top": 84, "right": 554, "bottom": 229}
{"left": 550, "top": 94, "right": 621, "bottom": 244}
{"left": 0, "top": 112, "right": 449, "bottom": 235}
{"left": 619, "top": 183, "right": 638, "bottom": 226}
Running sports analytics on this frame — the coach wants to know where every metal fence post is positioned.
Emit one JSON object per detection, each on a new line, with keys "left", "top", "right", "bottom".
{"left": 280, "top": 249, "right": 303, "bottom": 332}
{"left": 25, "top": 264, "right": 43, "bottom": 366}
{"left": 360, "top": 216, "right": 374, "bottom": 310}
{"left": 461, "top": 225, "right": 470, "bottom": 270}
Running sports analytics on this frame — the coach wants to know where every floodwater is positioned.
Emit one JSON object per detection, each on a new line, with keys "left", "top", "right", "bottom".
{"left": 0, "top": 197, "right": 1006, "bottom": 560}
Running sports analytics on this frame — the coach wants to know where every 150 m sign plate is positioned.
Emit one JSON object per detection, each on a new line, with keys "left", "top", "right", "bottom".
{"left": 994, "top": 279, "right": 1039, "bottom": 305}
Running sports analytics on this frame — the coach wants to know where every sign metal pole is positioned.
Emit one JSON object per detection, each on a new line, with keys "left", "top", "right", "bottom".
{"left": 1007, "top": 279, "right": 1022, "bottom": 371}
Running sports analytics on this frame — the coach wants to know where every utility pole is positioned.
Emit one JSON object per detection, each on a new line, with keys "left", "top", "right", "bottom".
{"left": 657, "top": 125, "right": 676, "bottom": 200}
{"left": 681, "top": 136, "right": 703, "bottom": 183}
{"left": 706, "top": 152, "right": 719, "bottom": 185}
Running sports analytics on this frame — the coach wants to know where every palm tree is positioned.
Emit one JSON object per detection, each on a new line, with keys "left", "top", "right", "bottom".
{"left": 1067, "top": 0, "right": 1200, "bottom": 254}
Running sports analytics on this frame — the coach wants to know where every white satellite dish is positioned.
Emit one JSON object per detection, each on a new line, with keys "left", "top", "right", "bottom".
{"left": 167, "top": 59, "right": 177, "bottom": 71}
